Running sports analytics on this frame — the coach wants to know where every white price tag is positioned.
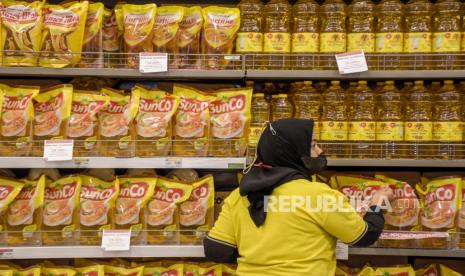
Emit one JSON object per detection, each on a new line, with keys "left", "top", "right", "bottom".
{"left": 0, "top": 249, "right": 14, "bottom": 259}
{"left": 101, "top": 230, "right": 131, "bottom": 251}
{"left": 336, "top": 241, "right": 349, "bottom": 260}
{"left": 165, "top": 157, "right": 183, "bottom": 168}
{"left": 43, "top": 140, "right": 73, "bottom": 161}
{"left": 139, "top": 53, "right": 168, "bottom": 73}
{"left": 335, "top": 51, "right": 368, "bottom": 74}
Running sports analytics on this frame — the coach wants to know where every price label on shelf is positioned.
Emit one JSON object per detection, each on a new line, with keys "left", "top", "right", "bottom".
{"left": 165, "top": 157, "right": 183, "bottom": 168}
{"left": 0, "top": 249, "right": 14, "bottom": 259}
{"left": 139, "top": 53, "right": 168, "bottom": 73}
{"left": 335, "top": 51, "right": 368, "bottom": 74}
{"left": 43, "top": 140, "right": 73, "bottom": 161}
{"left": 336, "top": 241, "right": 349, "bottom": 260}
{"left": 101, "top": 230, "right": 131, "bottom": 251}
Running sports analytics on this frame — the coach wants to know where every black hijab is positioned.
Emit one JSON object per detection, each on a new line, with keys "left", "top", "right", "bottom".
{"left": 240, "top": 118, "right": 314, "bottom": 227}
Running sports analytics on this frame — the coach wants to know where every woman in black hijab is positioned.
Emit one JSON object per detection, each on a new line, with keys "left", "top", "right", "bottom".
{"left": 204, "top": 119, "right": 391, "bottom": 275}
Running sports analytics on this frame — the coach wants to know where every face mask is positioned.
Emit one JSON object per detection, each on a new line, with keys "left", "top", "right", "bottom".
{"left": 301, "top": 153, "right": 327, "bottom": 175}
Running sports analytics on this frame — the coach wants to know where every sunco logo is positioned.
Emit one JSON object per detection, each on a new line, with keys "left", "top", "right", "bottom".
{"left": 35, "top": 93, "right": 64, "bottom": 113}
{"left": 45, "top": 182, "right": 77, "bottom": 200}
{"left": 1, "top": 5, "right": 39, "bottom": 24}
{"left": 0, "top": 185, "right": 14, "bottom": 200}
{"left": 390, "top": 184, "right": 416, "bottom": 199}
{"left": 179, "top": 98, "right": 209, "bottom": 113}
{"left": 102, "top": 101, "right": 127, "bottom": 114}
{"left": 16, "top": 186, "right": 35, "bottom": 200}
{"left": 210, "top": 95, "right": 246, "bottom": 114}
{"left": 341, "top": 185, "right": 382, "bottom": 200}
{"left": 72, "top": 101, "right": 106, "bottom": 114}
{"left": 153, "top": 186, "right": 184, "bottom": 202}
{"left": 139, "top": 97, "right": 174, "bottom": 113}
{"left": 191, "top": 183, "right": 209, "bottom": 200}
{"left": 3, "top": 94, "right": 33, "bottom": 111}
{"left": 81, "top": 185, "right": 116, "bottom": 201}
{"left": 119, "top": 182, "right": 148, "bottom": 198}
{"left": 425, "top": 184, "right": 456, "bottom": 205}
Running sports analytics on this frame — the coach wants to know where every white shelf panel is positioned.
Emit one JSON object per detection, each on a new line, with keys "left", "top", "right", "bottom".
{"left": 328, "top": 158, "right": 465, "bottom": 168}
{"left": 349, "top": 247, "right": 465, "bottom": 258}
{"left": 246, "top": 70, "right": 465, "bottom": 79}
{"left": 3, "top": 157, "right": 246, "bottom": 169}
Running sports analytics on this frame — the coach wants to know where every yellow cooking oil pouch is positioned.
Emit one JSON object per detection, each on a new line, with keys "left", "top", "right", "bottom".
{"left": 33, "top": 84, "right": 73, "bottom": 141}
{"left": 13, "top": 266, "right": 41, "bottom": 276}
{"left": 75, "top": 265, "right": 104, "bottom": 276}
{"left": 0, "top": 85, "right": 39, "bottom": 157}
{"left": 221, "top": 265, "right": 235, "bottom": 276}
{"left": 145, "top": 176, "right": 192, "bottom": 245}
{"left": 184, "top": 264, "right": 199, "bottom": 276}
{"left": 374, "top": 266, "right": 415, "bottom": 276}
{"left": 134, "top": 85, "right": 180, "bottom": 157}
{"left": 198, "top": 264, "right": 221, "bottom": 276}
{"left": 209, "top": 88, "right": 252, "bottom": 157}
{"left": 173, "top": 85, "right": 215, "bottom": 157}
{"left": 67, "top": 91, "right": 109, "bottom": 156}
{"left": 40, "top": 1, "right": 89, "bottom": 68}
{"left": 329, "top": 173, "right": 376, "bottom": 190}
{"left": 103, "top": 8, "right": 118, "bottom": 53}
{"left": 104, "top": 265, "right": 144, "bottom": 276}
{"left": 356, "top": 266, "right": 375, "bottom": 276}
{"left": 0, "top": 0, "right": 43, "bottom": 66}
{"left": 79, "top": 175, "right": 119, "bottom": 245}
{"left": 6, "top": 174, "right": 45, "bottom": 245}
{"left": 178, "top": 6, "right": 203, "bottom": 69}
{"left": 0, "top": 269, "right": 14, "bottom": 276}
{"left": 0, "top": 176, "right": 24, "bottom": 244}
{"left": 42, "top": 175, "right": 82, "bottom": 245}
{"left": 122, "top": 4, "right": 157, "bottom": 69}
{"left": 180, "top": 175, "right": 214, "bottom": 244}
{"left": 99, "top": 88, "right": 139, "bottom": 157}
{"left": 161, "top": 264, "right": 183, "bottom": 276}
{"left": 153, "top": 6, "right": 185, "bottom": 66}
{"left": 81, "top": 2, "right": 104, "bottom": 68}
{"left": 115, "top": 176, "right": 156, "bottom": 244}
{"left": 43, "top": 267, "right": 76, "bottom": 276}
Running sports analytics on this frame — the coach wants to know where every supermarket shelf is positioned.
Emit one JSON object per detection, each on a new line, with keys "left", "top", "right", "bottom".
{"left": 0, "top": 245, "right": 205, "bottom": 259}
{"left": 0, "top": 67, "right": 245, "bottom": 79}
{"left": 4, "top": 157, "right": 246, "bottom": 169}
{"left": 328, "top": 158, "right": 465, "bottom": 167}
{"left": 246, "top": 70, "right": 465, "bottom": 80}
{"left": 349, "top": 247, "right": 465, "bottom": 258}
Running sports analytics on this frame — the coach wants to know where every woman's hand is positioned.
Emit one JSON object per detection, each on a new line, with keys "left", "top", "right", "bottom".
{"left": 370, "top": 187, "right": 394, "bottom": 207}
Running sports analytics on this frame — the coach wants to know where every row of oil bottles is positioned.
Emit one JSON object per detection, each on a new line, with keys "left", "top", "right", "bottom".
{"left": 249, "top": 80, "right": 465, "bottom": 160}
{"left": 239, "top": 0, "right": 465, "bottom": 70}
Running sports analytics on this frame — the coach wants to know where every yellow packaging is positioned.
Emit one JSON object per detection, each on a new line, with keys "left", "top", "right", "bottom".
{"left": 42, "top": 175, "right": 82, "bottom": 245}
{"left": 0, "top": 0, "right": 43, "bottom": 66}
{"left": 6, "top": 175, "right": 45, "bottom": 245}
{"left": 115, "top": 177, "right": 156, "bottom": 244}
{"left": 133, "top": 86, "right": 180, "bottom": 157}
{"left": 201, "top": 6, "right": 240, "bottom": 69}
{"left": 291, "top": 33, "right": 319, "bottom": 53}
{"left": 160, "top": 264, "right": 183, "bottom": 276}
{"left": 0, "top": 270, "right": 13, "bottom": 276}
{"left": 0, "top": 176, "right": 23, "bottom": 245}
{"left": 264, "top": 33, "right": 291, "bottom": 53}
{"left": 376, "top": 121, "right": 404, "bottom": 141}
{"left": 81, "top": 2, "right": 104, "bottom": 68}
{"left": 320, "top": 33, "right": 346, "bottom": 52}
{"left": 416, "top": 264, "right": 462, "bottom": 276}
{"left": 433, "top": 32, "right": 461, "bottom": 52}
{"left": 335, "top": 266, "right": 350, "bottom": 276}
{"left": 99, "top": 88, "right": 140, "bottom": 157}
{"left": 374, "top": 266, "right": 415, "bottom": 276}
{"left": 347, "top": 33, "right": 375, "bottom": 53}
{"left": 404, "top": 32, "right": 432, "bottom": 53}
{"left": 375, "top": 32, "right": 404, "bottom": 53}
{"left": 67, "top": 91, "right": 110, "bottom": 157}
{"left": 0, "top": 85, "right": 38, "bottom": 156}
{"left": 39, "top": 1, "right": 89, "bottom": 68}
{"left": 33, "top": 85, "right": 73, "bottom": 155}
{"left": 102, "top": 8, "right": 119, "bottom": 53}
{"left": 460, "top": 179, "right": 465, "bottom": 247}
{"left": 209, "top": 88, "right": 252, "bottom": 157}
{"left": 145, "top": 176, "right": 192, "bottom": 245}
{"left": 104, "top": 265, "right": 144, "bottom": 276}
{"left": 13, "top": 266, "right": 41, "bottom": 276}
{"left": 180, "top": 175, "right": 214, "bottom": 244}
{"left": 348, "top": 121, "right": 376, "bottom": 141}
{"left": 404, "top": 121, "right": 433, "bottom": 141}
{"left": 121, "top": 4, "right": 156, "bottom": 69}
{"left": 76, "top": 265, "right": 104, "bottom": 276}
{"left": 79, "top": 175, "right": 119, "bottom": 245}
{"left": 173, "top": 85, "right": 214, "bottom": 157}
{"left": 141, "top": 266, "right": 163, "bottom": 276}
{"left": 320, "top": 121, "right": 348, "bottom": 141}
{"left": 433, "top": 122, "right": 463, "bottom": 142}
{"left": 184, "top": 264, "right": 199, "bottom": 276}
{"left": 237, "top": 32, "right": 263, "bottom": 53}
{"left": 356, "top": 266, "right": 375, "bottom": 276}
{"left": 153, "top": 6, "right": 185, "bottom": 67}
{"left": 178, "top": 6, "right": 203, "bottom": 69}
{"left": 43, "top": 267, "right": 76, "bottom": 276}
{"left": 198, "top": 265, "right": 221, "bottom": 276}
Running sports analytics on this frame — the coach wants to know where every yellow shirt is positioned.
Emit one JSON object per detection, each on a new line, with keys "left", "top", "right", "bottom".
{"left": 208, "top": 179, "right": 367, "bottom": 276}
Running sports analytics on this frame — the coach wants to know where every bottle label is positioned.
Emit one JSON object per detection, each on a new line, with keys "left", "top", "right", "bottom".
{"left": 461, "top": 32, "right": 465, "bottom": 51}
{"left": 432, "top": 32, "right": 460, "bottom": 53}
{"left": 348, "top": 121, "right": 376, "bottom": 141}
{"left": 249, "top": 126, "right": 265, "bottom": 146}
{"left": 347, "top": 33, "right": 375, "bottom": 53}
{"left": 376, "top": 121, "right": 404, "bottom": 141}
{"left": 264, "top": 33, "right": 291, "bottom": 53}
{"left": 404, "top": 122, "right": 433, "bottom": 141}
{"left": 291, "top": 32, "right": 319, "bottom": 53}
{"left": 433, "top": 122, "right": 463, "bottom": 141}
{"left": 236, "top": 32, "right": 263, "bottom": 53}
{"left": 320, "top": 121, "right": 348, "bottom": 141}
{"left": 375, "top": 32, "right": 403, "bottom": 53}
{"left": 320, "top": 33, "right": 346, "bottom": 53}
{"left": 404, "top": 33, "right": 432, "bottom": 53}
{"left": 313, "top": 121, "right": 321, "bottom": 140}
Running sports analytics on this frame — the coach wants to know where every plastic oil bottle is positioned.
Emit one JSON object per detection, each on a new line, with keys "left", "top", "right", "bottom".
{"left": 405, "top": 0, "right": 433, "bottom": 70}
{"left": 249, "top": 92, "right": 271, "bottom": 155}
{"left": 347, "top": 0, "right": 376, "bottom": 68}
{"left": 433, "top": 80, "right": 462, "bottom": 159}
{"left": 346, "top": 81, "right": 358, "bottom": 119}
{"left": 376, "top": 81, "right": 404, "bottom": 159}
{"left": 262, "top": 82, "right": 275, "bottom": 102}
{"left": 263, "top": 0, "right": 292, "bottom": 69}
{"left": 271, "top": 94, "right": 293, "bottom": 121}
{"left": 376, "top": 0, "right": 404, "bottom": 70}
{"left": 293, "top": 81, "right": 321, "bottom": 139}
{"left": 291, "top": 0, "right": 320, "bottom": 69}
{"left": 321, "top": 80, "right": 348, "bottom": 158}
{"left": 316, "top": 81, "right": 328, "bottom": 93}
{"left": 404, "top": 80, "right": 433, "bottom": 159}
{"left": 237, "top": 0, "right": 264, "bottom": 69}
{"left": 348, "top": 81, "right": 376, "bottom": 158}
{"left": 433, "top": 0, "right": 461, "bottom": 70}
{"left": 320, "top": 0, "right": 346, "bottom": 69}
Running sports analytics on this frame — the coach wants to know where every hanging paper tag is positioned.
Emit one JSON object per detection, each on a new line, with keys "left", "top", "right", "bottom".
{"left": 101, "top": 230, "right": 131, "bottom": 251}
{"left": 43, "top": 140, "right": 73, "bottom": 161}
{"left": 336, "top": 241, "right": 349, "bottom": 260}
{"left": 335, "top": 51, "right": 368, "bottom": 74}
{"left": 139, "top": 53, "right": 168, "bottom": 73}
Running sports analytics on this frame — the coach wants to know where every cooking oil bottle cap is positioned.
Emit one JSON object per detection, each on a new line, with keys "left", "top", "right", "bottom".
{"left": 331, "top": 81, "right": 340, "bottom": 85}
{"left": 272, "top": 94, "right": 278, "bottom": 99}
{"left": 444, "top": 80, "right": 453, "bottom": 85}
{"left": 414, "top": 80, "right": 424, "bottom": 85}
{"left": 265, "top": 82, "right": 273, "bottom": 86}
{"left": 385, "top": 81, "right": 394, "bottom": 85}
{"left": 278, "top": 94, "right": 288, "bottom": 98}
{"left": 246, "top": 81, "right": 255, "bottom": 87}
{"left": 303, "top": 81, "right": 312, "bottom": 85}
{"left": 253, "top": 93, "right": 265, "bottom": 97}
{"left": 358, "top": 80, "right": 367, "bottom": 85}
